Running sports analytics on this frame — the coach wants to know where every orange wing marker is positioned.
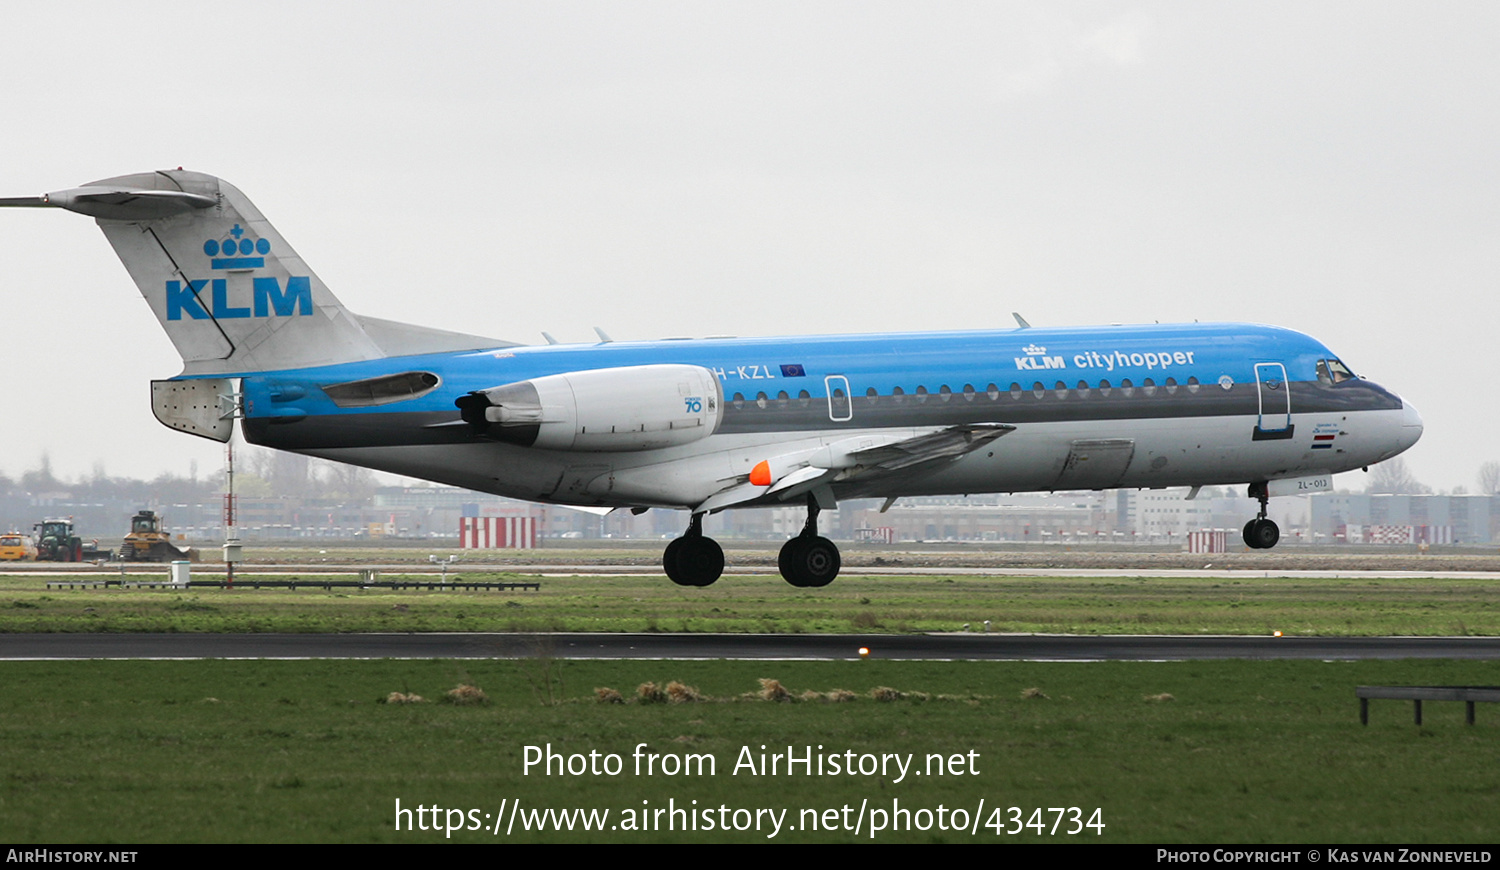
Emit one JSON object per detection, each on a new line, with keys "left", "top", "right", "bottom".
{"left": 750, "top": 460, "right": 772, "bottom": 487}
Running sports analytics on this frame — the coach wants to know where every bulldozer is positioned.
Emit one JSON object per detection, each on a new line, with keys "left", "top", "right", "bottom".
{"left": 120, "top": 510, "right": 195, "bottom": 562}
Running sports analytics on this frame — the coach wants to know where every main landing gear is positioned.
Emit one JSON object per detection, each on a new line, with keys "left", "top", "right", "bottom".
{"left": 661, "top": 495, "right": 843, "bottom": 589}
{"left": 1242, "top": 482, "right": 1280, "bottom": 550}
{"left": 664, "top": 513, "right": 724, "bottom": 587}
{"left": 778, "top": 494, "right": 841, "bottom": 588}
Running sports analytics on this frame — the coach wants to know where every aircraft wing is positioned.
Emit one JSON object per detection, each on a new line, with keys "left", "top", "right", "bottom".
{"left": 835, "top": 422, "right": 1015, "bottom": 472}
{"left": 694, "top": 423, "right": 1014, "bottom": 513}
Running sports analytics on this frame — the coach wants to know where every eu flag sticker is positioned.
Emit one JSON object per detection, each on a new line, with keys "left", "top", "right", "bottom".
{"left": 780, "top": 364, "right": 806, "bottom": 377}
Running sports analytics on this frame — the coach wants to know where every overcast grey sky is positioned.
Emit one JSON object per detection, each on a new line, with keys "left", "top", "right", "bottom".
{"left": 1, "top": 2, "right": 1494, "bottom": 491}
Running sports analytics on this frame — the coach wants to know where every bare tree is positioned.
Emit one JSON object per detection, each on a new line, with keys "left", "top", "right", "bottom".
{"left": 317, "top": 459, "right": 377, "bottom": 501}
{"left": 1479, "top": 461, "right": 1500, "bottom": 495}
{"left": 1367, "top": 458, "right": 1431, "bottom": 494}
{"left": 268, "top": 451, "right": 314, "bottom": 498}
{"left": 20, "top": 452, "right": 64, "bottom": 494}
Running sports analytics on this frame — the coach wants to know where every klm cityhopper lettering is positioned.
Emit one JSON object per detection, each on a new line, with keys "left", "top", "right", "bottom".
{"left": 1013, "top": 343, "right": 1203, "bottom": 373}
{"left": 166, "top": 224, "right": 312, "bottom": 321}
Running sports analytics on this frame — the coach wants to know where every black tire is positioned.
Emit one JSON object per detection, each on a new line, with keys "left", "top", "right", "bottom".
{"left": 677, "top": 536, "right": 724, "bottom": 587}
{"left": 1251, "top": 518, "right": 1280, "bottom": 550}
{"left": 1243, "top": 520, "right": 1261, "bottom": 549}
{"left": 663, "top": 537, "right": 689, "bottom": 586}
{"left": 779, "top": 535, "right": 840, "bottom": 587}
{"left": 779, "top": 537, "right": 808, "bottom": 586}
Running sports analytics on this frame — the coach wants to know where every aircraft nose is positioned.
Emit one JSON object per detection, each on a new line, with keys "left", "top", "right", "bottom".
{"left": 1400, "top": 398, "right": 1423, "bottom": 450}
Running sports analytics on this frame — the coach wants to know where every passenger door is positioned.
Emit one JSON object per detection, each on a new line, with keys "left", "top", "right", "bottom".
{"left": 1253, "top": 362, "right": 1292, "bottom": 439}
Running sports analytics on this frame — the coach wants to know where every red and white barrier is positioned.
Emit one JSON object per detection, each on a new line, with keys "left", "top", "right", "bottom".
{"left": 1188, "top": 530, "right": 1229, "bottom": 553}
{"left": 459, "top": 516, "right": 539, "bottom": 549}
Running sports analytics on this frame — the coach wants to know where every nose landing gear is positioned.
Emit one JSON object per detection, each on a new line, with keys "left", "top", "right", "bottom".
{"left": 1242, "top": 482, "right": 1280, "bottom": 549}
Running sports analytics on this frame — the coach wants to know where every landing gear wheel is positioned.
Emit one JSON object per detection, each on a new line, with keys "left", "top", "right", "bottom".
{"left": 1243, "top": 518, "right": 1280, "bottom": 550}
{"left": 677, "top": 536, "right": 724, "bottom": 587}
{"left": 663, "top": 535, "right": 723, "bottom": 587}
{"left": 663, "top": 538, "right": 688, "bottom": 585}
{"left": 1253, "top": 518, "right": 1280, "bottom": 549}
{"left": 779, "top": 536, "right": 841, "bottom": 588}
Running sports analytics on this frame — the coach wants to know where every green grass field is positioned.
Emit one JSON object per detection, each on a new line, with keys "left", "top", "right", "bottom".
{"left": 1, "top": 657, "right": 1496, "bottom": 843}
{"left": 4, "top": 560, "right": 1498, "bottom": 843}
{"left": 2, "top": 570, "right": 1497, "bottom": 635}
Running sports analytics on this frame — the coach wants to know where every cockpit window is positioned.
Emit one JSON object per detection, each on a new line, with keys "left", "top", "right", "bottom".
{"left": 1316, "top": 359, "right": 1356, "bottom": 385}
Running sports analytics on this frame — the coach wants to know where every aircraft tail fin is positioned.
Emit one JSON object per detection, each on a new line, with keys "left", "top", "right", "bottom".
{"left": 5, "top": 169, "right": 509, "bottom": 376}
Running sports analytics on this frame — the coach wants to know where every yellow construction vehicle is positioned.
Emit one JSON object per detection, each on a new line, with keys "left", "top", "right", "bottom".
{"left": 120, "top": 510, "right": 195, "bottom": 562}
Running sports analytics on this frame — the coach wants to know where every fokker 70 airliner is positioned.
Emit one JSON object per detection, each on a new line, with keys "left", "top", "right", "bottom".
{"left": 0, "top": 170, "right": 1423, "bottom": 587}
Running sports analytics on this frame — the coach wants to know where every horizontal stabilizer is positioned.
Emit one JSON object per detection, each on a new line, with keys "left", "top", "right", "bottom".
{"left": 0, "top": 186, "right": 217, "bottom": 220}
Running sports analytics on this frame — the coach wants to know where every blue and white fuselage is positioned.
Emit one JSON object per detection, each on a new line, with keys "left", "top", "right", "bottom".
{"left": 236, "top": 323, "right": 1418, "bottom": 514}
{"left": 1, "top": 170, "right": 1422, "bottom": 587}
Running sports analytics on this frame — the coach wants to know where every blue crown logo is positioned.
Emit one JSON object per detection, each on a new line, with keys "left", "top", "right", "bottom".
{"left": 202, "top": 224, "right": 270, "bottom": 270}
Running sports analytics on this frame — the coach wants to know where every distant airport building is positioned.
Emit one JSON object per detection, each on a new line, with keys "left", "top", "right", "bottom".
{"left": 842, "top": 494, "right": 1105, "bottom": 543}
{"left": 1307, "top": 493, "right": 1495, "bottom": 544}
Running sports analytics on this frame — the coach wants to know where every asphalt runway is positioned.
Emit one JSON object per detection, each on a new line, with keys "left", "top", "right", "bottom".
{"left": 3, "top": 632, "right": 1499, "bottom": 661}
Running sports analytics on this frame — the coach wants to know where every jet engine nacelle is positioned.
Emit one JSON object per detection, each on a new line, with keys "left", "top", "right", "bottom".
{"left": 457, "top": 364, "right": 723, "bottom": 451}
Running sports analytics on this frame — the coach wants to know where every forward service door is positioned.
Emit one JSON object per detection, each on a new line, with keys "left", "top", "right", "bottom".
{"left": 1253, "top": 362, "right": 1292, "bottom": 439}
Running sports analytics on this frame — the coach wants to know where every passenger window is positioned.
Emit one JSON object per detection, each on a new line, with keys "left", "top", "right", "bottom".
{"left": 1186, "top": 376, "right": 1199, "bottom": 394}
{"left": 962, "top": 384, "right": 976, "bottom": 402}
{"left": 939, "top": 385, "right": 952, "bottom": 403}
{"left": 1099, "top": 379, "right": 1112, "bottom": 396}
{"left": 1142, "top": 378, "right": 1156, "bottom": 397}
{"left": 755, "top": 391, "right": 768, "bottom": 409}
{"left": 1076, "top": 380, "right": 1090, "bottom": 398}
{"left": 732, "top": 392, "right": 745, "bottom": 410}
{"left": 1032, "top": 382, "right": 1046, "bottom": 399}
{"left": 865, "top": 387, "right": 879, "bottom": 405}
{"left": 1053, "top": 381, "right": 1068, "bottom": 400}
{"left": 1008, "top": 383, "right": 1021, "bottom": 401}
{"left": 798, "top": 389, "right": 812, "bottom": 407}
{"left": 892, "top": 386, "right": 906, "bottom": 405}
{"left": 776, "top": 390, "right": 790, "bottom": 409}
{"left": 915, "top": 386, "right": 929, "bottom": 404}
{"left": 1164, "top": 377, "right": 1177, "bottom": 395}
{"left": 1120, "top": 378, "right": 1134, "bottom": 397}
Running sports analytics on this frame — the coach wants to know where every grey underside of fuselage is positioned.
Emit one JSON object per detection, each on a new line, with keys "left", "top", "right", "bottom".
{"left": 253, "top": 379, "right": 1403, "bottom": 510}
